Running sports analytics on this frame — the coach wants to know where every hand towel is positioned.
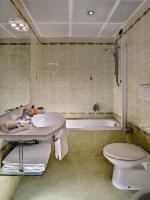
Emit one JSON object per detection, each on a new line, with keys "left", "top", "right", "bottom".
{"left": 55, "top": 127, "right": 68, "bottom": 161}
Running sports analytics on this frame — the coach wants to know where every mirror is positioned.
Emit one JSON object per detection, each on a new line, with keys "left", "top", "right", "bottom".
{"left": 0, "top": 0, "right": 33, "bottom": 114}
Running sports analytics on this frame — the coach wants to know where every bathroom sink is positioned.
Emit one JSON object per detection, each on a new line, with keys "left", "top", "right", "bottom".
{"left": 31, "top": 112, "right": 65, "bottom": 128}
{"left": 0, "top": 112, "right": 66, "bottom": 140}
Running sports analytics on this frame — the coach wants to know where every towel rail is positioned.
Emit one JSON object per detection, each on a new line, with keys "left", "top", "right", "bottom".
{"left": 52, "top": 135, "right": 58, "bottom": 142}
{"left": 18, "top": 140, "right": 24, "bottom": 172}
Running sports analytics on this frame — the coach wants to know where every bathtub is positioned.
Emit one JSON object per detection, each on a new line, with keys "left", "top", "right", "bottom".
{"left": 66, "top": 118, "right": 121, "bottom": 130}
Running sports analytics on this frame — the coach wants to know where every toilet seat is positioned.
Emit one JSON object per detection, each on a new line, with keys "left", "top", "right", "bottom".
{"left": 103, "top": 143, "right": 146, "bottom": 161}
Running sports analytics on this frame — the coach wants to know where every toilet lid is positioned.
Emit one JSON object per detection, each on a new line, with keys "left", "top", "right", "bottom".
{"left": 103, "top": 143, "right": 146, "bottom": 161}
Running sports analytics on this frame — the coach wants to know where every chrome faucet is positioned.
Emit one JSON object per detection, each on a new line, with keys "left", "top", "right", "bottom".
{"left": 20, "top": 108, "right": 32, "bottom": 124}
{"left": 93, "top": 103, "right": 100, "bottom": 112}
{"left": 20, "top": 108, "right": 27, "bottom": 120}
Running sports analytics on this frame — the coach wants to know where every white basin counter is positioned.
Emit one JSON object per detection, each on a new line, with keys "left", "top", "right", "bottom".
{"left": 0, "top": 112, "right": 66, "bottom": 175}
{"left": 0, "top": 112, "right": 66, "bottom": 141}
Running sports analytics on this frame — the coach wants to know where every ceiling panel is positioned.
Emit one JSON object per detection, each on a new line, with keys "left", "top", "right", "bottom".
{"left": 109, "top": 0, "right": 143, "bottom": 23}
{"left": 36, "top": 23, "right": 69, "bottom": 37}
{"left": 0, "top": 26, "right": 13, "bottom": 37}
{"left": 22, "top": 0, "right": 69, "bottom": 23}
{"left": 101, "top": 24, "right": 123, "bottom": 37}
{"left": 72, "top": 24, "right": 102, "bottom": 37}
{"left": 0, "top": 0, "right": 18, "bottom": 23}
{"left": 73, "top": 0, "right": 116, "bottom": 23}
{"left": 0, "top": 0, "right": 147, "bottom": 38}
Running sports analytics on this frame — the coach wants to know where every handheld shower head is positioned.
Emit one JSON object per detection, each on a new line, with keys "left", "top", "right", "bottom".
{"left": 103, "top": 46, "right": 121, "bottom": 87}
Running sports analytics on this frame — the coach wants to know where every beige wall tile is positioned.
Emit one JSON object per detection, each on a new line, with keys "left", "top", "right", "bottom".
{"left": 67, "top": 130, "right": 130, "bottom": 159}
{"left": 0, "top": 44, "right": 30, "bottom": 114}
{"left": 114, "top": 9, "right": 150, "bottom": 148}
{"left": 31, "top": 42, "right": 115, "bottom": 113}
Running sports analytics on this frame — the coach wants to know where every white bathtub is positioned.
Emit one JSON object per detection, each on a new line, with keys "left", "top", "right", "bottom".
{"left": 66, "top": 118, "right": 121, "bottom": 130}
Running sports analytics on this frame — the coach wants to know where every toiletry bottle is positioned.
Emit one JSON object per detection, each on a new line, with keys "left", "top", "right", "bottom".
{"left": 31, "top": 105, "right": 37, "bottom": 115}
{"left": 37, "top": 107, "right": 45, "bottom": 114}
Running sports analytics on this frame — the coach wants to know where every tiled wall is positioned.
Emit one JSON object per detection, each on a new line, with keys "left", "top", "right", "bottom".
{"left": 30, "top": 41, "right": 115, "bottom": 113}
{"left": 49, "top": 130, "right": 131, "bottom": 160}
{"left": 114, "top": 9, "right": 150, "bottom": 149}
{"left": 0, "top": 44, "right": 30, "bottom": 114}
{"left": 130, "top": 125, "right": 150, "bottom": 152}
{"left": 67, "top": 130, "right": 131, "bottom": 159}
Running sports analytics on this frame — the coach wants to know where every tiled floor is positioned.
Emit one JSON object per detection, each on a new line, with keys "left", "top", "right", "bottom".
{"left": 12, "top": 154, "right": 135, "bottom": 200}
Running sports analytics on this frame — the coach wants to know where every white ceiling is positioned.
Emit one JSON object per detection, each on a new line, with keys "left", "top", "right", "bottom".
{"left": 0, "top": 0, "right": 147, "bottom": 38}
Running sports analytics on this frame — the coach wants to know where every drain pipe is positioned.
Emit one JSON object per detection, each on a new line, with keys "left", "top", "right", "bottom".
{"left": 121, "top": 44, "right": 133, "bottom": 133}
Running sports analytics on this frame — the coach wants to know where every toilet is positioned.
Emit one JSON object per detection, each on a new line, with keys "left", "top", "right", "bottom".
{"left": 103, "top": 143, "right": 150, "bottom": 190}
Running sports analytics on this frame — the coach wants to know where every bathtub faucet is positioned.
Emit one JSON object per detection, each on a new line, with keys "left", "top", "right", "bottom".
{"left": 93, "top": 103, "right": 100, "bottom": 112}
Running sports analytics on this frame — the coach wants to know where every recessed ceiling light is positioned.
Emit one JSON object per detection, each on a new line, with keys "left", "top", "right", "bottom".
{"left": 19, "top": 23, "right": 24, "bottom": 27}
{"left": 11, "top": 23, "right": 17, "bottom": 27}
{"left": 9, "top": 18, "right": 29, "bottom": 32}
{"left": 22, "top": 27, "right": 28, "bottom": 31}
{"left": 87, "top": 11, "right": 95, "bottom": 15}
{"left": 15, "top": 27, "right": 20, "bottom": 30}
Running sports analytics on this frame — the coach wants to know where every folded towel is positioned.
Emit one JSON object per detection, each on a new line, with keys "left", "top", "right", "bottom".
{"left": 2, "top": 165, "right": 45, "bottom": 172}
{"left": 55, "top": 127, "right": 68, "bottom": 161}
{"left": 2, "top": 143, "right": 51, "bottom": 172}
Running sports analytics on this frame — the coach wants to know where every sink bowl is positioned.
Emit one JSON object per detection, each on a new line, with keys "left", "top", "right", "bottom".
{"left": 31, "top": 112, "right": 65, "bottom": 128}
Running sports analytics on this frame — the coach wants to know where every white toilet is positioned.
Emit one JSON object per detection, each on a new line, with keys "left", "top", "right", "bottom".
{"left": 103, "top": 143, "right": 150, "bottom": 190}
